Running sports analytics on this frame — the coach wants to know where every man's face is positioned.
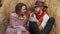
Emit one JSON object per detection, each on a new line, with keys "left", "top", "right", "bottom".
{"left": 35, "top": 6, "right": 43, "bottom": 13}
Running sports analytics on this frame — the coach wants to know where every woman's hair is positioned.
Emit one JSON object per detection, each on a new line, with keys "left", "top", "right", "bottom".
{"left": 15, "top": 3, "right": 27, "bottom": 14}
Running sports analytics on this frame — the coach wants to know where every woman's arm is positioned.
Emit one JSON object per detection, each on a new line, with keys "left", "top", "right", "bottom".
{"left": 9, "top": 13, "right": 18, "bottom": 28}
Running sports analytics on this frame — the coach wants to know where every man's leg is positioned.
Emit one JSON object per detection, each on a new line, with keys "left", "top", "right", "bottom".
{"left": 29, "top": 21, "right": 41, "bottom": 34}
{"left": 42, "top": 17, "right": 55, "bottom": 34}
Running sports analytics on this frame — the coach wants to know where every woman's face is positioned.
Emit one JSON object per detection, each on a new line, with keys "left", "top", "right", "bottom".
{"left": 20, "top": 6, "right": 27, "bottom": 14}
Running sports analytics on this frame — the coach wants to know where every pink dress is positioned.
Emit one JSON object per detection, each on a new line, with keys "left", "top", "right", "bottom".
{"left": 5, "top": 13, "right": 29, "bottom": 34}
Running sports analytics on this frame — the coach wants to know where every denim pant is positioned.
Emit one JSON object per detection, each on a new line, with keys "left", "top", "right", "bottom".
{"left": 29, "top": 17, "right": 55, "bottom": 34}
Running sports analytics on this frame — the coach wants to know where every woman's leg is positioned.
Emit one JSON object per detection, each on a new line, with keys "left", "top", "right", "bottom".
{"left": 29, "top": 21, "right": 41, "bottom": 34}
{"left": 42, "top": 17, "right": 55, "bottom": 34}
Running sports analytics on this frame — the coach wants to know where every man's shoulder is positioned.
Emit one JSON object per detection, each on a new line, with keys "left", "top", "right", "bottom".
{"left": 43, "top": 13, "right": 49, "bottom": 20}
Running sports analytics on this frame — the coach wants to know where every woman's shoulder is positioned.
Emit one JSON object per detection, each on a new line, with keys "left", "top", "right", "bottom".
{"left": 10, "top": 13, "right": 18, "bottom": 18}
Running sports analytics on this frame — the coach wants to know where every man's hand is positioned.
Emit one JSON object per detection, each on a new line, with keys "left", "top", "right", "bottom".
{"left": 29, "top": 13, "right": 40, "bottom": 22}
{"left": 39, "top": 25, "right": 43, "bottom": 31}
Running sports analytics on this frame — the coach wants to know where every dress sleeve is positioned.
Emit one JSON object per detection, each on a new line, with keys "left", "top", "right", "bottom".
{"left": 41, "top": 14, "right": 49, "bottom": 29}
{"left": 9, "top": 14, "right": 17, "bottom": 27}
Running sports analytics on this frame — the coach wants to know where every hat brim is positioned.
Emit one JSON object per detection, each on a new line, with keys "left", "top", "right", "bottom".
{"left": 44, "top": 6, "right": 48, "bottom": 8}
{"left": 34, "top": 5, "right": 48, "bottom": 8}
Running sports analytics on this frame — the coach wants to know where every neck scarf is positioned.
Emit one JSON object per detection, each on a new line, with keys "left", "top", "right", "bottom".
{"left": 36, "top": 11, "right": 44, "bottom": 20}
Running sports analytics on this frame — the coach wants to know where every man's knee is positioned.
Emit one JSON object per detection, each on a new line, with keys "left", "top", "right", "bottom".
{"left": 48, "top": 17, "right": 55, "bottom": 24}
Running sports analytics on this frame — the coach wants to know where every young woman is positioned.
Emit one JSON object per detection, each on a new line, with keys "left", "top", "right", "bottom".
{"left": 5, "top": 3, "right": 29, "bottom": 34}
{"left": 29, "top": 1, "right": 55, "bottom": 34}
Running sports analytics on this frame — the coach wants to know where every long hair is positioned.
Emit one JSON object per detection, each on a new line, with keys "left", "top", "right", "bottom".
{"left": 15, "top": 3, "right": 27, "bottom": 14}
